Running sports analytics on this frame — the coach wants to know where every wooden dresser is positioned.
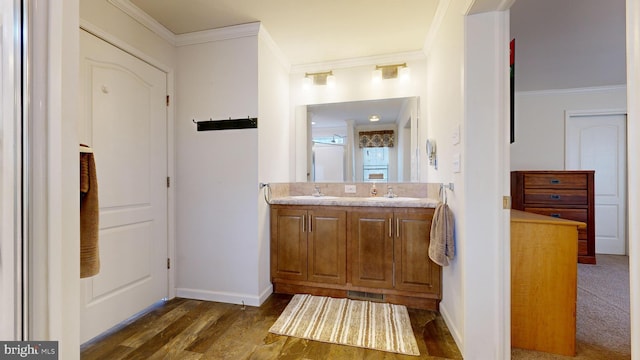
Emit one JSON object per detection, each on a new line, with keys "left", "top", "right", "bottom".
{"left": 511, "top": 170, "right": 595, "bottom": 264}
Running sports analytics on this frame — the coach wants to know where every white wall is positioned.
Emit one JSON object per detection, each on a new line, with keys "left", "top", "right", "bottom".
{"left": 175, "top": 35, "right": 262, "bottom": 305}
{"left": 463, "top": 10, "right": 511, "bottom": 359}
{"left": 511, "top": 86, "right": 627, "bottom": 170}
{"left": 48, "top": 0, "right": 81, "bottom": 358}
{"left": 626, "top": 0, "right": 640, "bottom": 356}
{"left": 426, "top": 3, "right": 511, "bottom": 358}
{"left": 257, "top": 26, "right": 290, "bottom": 300}
{"left": 0, "top": 0, "right": 18, "bottom": 340}
{"left": 425, "top": 0, "right": 465, "bottom": 351}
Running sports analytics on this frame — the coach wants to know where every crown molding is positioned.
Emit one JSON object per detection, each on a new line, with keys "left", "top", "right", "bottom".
{"left": 423, "top": 0, "right": 451, "bottom": 56}
{"left": 258, "top": 25, "right": 291, "bottom": 72}
{"left": 290, "top": 50, "right": 426, "bottom": 74}
{"left": 516, "top": 84, "right": 627, "bottom": 96}
{"left": 175, "top": 22, "right": 261, "bottom": 47}
{"left": 80, "top": 19, "right": 172, "bottom": 72}
{"left": 108, "top": 0, "right": 262, "bottom": 47}
{"left": 108, "top": 0, "right": 177, "bottom": 45}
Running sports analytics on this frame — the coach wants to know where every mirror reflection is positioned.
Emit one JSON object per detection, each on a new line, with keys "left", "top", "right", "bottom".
{"left": 302, "top": 97, "right": 419, "bottom": 183}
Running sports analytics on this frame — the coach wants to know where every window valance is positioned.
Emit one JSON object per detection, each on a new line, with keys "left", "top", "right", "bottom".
{"left": 358, "top": 130, "right": 395, "bottom": 148}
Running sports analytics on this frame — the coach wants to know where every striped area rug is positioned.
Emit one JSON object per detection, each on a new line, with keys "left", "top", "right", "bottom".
{"left": 268, "top": 294, "right": 420, "bottom": 356}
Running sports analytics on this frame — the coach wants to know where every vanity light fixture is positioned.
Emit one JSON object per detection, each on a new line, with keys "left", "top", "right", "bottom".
{"left": 371, "top": 63, "right": 409, "bottom": 81}
{"left": 304, "top": 70, "right": 335, "bottom": 87}
{"left": 369, "top": 115, "right": 381, "bottom": 122}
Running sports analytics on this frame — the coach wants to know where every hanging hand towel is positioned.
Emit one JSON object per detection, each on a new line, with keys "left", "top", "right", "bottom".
{"left": 429, "top": 202, "right": 455, "bottom": 266}
{"left": 80, "top": 146, "right": 100, "bottom": 278}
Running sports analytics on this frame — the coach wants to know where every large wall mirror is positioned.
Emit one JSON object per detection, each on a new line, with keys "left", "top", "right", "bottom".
{"left": 296, "top": 97, "right": 420, "bottom": 183}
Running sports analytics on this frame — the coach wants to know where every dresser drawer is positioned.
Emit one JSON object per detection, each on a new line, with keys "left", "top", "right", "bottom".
{"left": 523, "top": 173, "right": 588, "bottom": 189}
{"left": 525, "top": 207, "right": 588, "bottom": 241}
{"left": 523, "top": 189, "right": 588, "bottom": 205}
{"left": 523, "top": 208, "right": 588, "bottom": 223}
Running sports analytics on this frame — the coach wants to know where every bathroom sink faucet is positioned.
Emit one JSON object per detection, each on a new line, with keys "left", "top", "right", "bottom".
{"left": 312, "top": 185, "right": 324, "bottom": 197}
{"left": 385, "top": 186, "right": 397, "bottom": 198}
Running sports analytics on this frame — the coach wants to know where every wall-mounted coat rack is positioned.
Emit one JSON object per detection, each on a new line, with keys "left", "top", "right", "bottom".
{"left": 193, "top": 116, "right": 258, "bottom": 131}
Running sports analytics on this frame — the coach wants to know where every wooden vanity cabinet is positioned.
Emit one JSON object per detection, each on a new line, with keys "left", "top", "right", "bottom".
{"left": 394, "top": 209, "right": 441, "bottom": 293}
{"left": 350, "top": 208, "right": 440, "bottom": 294}
{"left": 350, "top": 210, "right": 394, "bottom": 289}
{"left": 271, "top": 204, "right": 441, "bottom": 310}
{"left": 270, "top": 206, "right": 346, "bottom": 285}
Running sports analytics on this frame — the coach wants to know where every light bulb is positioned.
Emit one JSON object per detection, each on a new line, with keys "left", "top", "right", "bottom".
{"left": 372, "top": 69, "right": 382, "bottom": 83}
{"left": 399, "top": 66, "right": 410, "bottom": 81}
{"left": 302, "top": 76, "right": 312, "bottom": 89}
{"left": 326, "top": 74, "right": 336, "bottom": 87}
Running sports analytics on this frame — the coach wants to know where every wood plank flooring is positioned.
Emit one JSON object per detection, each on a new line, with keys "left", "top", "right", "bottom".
{"left": 81, "top": 293, "right": 462, "bottom": 359}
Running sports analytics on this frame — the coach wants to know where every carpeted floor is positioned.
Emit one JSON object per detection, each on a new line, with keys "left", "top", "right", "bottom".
{"left": 512, "top": 254, "right": 631, "bottom": 359}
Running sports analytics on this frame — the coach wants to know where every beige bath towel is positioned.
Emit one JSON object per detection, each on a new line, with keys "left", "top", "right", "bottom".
{"left": 80, "top": 148, "right": 100, "bottom": 278}
{"left": 429, "top": 202, "right": 454, "bottom": 266}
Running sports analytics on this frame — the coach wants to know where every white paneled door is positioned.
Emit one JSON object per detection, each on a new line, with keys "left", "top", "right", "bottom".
{"left": 566, "top": 112, "right": 627, "bottom": 255}
{"left": 79, "top": 30, "right": 168, "bottom": 343}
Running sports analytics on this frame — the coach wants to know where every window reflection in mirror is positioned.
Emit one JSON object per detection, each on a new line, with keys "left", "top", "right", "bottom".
{"left": 299, "top": 97, "right": 419, "bottom": 183}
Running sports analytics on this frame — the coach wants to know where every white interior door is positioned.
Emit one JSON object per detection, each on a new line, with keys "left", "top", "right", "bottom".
{"left": 566, "top": 112, "right": 627, "bottom": 255}
{"left": 79, "top": 30, "right": 168, "bottom": 343}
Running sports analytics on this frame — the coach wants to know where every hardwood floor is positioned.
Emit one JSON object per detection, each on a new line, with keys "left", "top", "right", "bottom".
{"left": 81, "top": 293, "right": 462, "bottom": 359}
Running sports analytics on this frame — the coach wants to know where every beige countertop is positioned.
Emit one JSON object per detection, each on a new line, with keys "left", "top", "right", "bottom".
{"left": 269, "top": 195, "right": 439, "bottom": 208}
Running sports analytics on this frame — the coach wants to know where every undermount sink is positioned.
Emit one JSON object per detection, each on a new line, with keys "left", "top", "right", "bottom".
{"left": 290, "top": 195, "right": 339, "bottom": 200}
{"left": 365, "top": 196, "right": 421, "bottom": 201}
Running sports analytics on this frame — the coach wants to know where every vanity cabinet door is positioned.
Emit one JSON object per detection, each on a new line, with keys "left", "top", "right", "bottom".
{"left": 307, "top": 209, "right": 347, "bottom": 284}
{"left": 271, "top": 207, "right": 307, "bottom": 281}
{"left": 394, "top": 209, "right": 441, "bottom": 294}
{"left": 350, "top": 210, "right": 394, "bottom": 289}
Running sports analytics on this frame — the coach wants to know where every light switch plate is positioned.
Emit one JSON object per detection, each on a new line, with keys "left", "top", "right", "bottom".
{"left": 344, "top": 184, "right": 357, "bottom": 193}
{"left": 452, "top": 153, "right": 461, "bottom": 173}
{"left": 452, "top": 125, "right": 460, "bottom": 145}
{"left": 503, "top": 196, "right": 512, "bottom": 209}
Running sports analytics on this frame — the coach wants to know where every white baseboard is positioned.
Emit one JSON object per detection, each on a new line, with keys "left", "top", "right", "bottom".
{"left": 176, "top": 284, "right": 273, "bottom": 307}
{"left": 439, "top": 302, "right": 464, "bottom": 356}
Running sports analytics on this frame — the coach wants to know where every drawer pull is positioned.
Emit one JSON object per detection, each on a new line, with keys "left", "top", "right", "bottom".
{"left": 550, "top": 213, "right": 561, "bottom": 218}
{"left": 550, "top": 179, "right": 560, "bottom": 184}
{"left": 550, "top": 194, "right": 561, "bottom": 200}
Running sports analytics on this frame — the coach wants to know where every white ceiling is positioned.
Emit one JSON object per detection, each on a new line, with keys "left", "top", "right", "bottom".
{"left": 128, "top": 0, "right": 439, "bottom": 65}
{"left": 118, "top": 0, "right": 626, "bottom": 91}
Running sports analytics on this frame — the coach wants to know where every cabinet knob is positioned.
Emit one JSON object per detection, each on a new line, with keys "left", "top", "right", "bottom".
{"left": 550, "top": 194, "right": 561, "bottom": 200}
{"left": 550, "top": 213, "right": 561, "bottom": 218}
{"left": 550, "top": 179, "right": 560, "bottom": 184}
